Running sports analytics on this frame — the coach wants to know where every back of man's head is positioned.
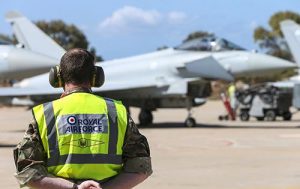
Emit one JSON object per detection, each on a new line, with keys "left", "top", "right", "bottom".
{"left": 60, "top": 48, "right": 95, "bottom": 85}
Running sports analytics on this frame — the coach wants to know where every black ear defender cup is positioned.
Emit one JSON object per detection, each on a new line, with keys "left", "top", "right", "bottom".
{"left": 91, "top": 66, "right": 105, "bottom": 87}
{"left": 49, "top": 65, "right": 105, "bottom": 88}
{"left": 49, "top": 65, "right": 64, "bottom": 88}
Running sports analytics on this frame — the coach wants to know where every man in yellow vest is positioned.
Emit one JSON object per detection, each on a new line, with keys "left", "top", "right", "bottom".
{"left": 13, "top": 48, "right": 152, "bottom": 189}
{"left": 228, "top": 82, "right": 237, "bottom": 110}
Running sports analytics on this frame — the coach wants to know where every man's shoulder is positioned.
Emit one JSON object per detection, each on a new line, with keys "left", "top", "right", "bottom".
{"left": 100, "top": 97, "right": 127, "bottom": 115}
{"left": 101, "top": 96, "right": 124, "bottom": 106}
{"left": 31, "top": 98, "right": 58, "bottom": 110}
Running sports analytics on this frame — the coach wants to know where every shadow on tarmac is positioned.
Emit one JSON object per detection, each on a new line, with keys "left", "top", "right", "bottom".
{"left": 7, "top": 129, "right": 26, "bottom": 133}
{"left": 138, "top": 122, "right": 300, "bottom": 129}
{"left": 0, "top": 144, "right": 16, "bottom": 148}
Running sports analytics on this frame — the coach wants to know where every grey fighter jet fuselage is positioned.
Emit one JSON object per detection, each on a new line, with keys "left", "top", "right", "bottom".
{"left": 0, "top": 44, "right": 58, "bottom": 80}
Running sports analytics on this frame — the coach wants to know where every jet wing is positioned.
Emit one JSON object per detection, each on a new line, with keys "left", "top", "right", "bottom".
{"left": 0, "top": 87, "right": 62, "bottom": 97}
{"left": 177, "top": 56, "right": 234, "bottom": 81}
{"left": 0, "top": 80, "right": 158, "bottom": 98}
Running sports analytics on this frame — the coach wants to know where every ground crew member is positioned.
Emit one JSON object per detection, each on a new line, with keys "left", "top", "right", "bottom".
{"left": 228, "top": 82, "right": 237, "bottom": 112}
{"left": 13, "top": 48, "right": 152, "bottom": 189}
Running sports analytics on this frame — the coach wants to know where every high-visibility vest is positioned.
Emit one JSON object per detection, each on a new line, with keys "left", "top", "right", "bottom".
{"left": 32, "top": 93, "right": 128, "bottom": 181}
{"left": 228, "top": 84, "right": 236, "bottom": 98}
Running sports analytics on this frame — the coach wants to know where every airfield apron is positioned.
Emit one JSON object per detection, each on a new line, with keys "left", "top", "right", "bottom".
{"left": 32, "top": 93, "right": 128, "bottom": 181}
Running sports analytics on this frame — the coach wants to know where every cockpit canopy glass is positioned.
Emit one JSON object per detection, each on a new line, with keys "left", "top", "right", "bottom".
{"left": 175, "top": 36, "right": 245, "bottom": 52}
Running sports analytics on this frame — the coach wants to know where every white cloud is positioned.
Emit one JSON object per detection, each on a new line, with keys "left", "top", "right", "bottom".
{"left": 167, "top": 11, "right": 187, "bottom": 24}
{"left": 99, "top": 6, "right": 162, "bottom": 31}
{"left": 99, "top": 6, "right": 187, "bottom": 33}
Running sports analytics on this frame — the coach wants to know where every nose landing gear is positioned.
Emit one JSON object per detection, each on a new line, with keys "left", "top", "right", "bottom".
{"left": 185, "top": 117, "right": 196, "bottom": 127}
{"left": 184, "top": 107, "right": 196, "bottom": 127}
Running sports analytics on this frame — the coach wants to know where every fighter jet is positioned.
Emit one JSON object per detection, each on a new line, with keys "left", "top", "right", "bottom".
{"left": 0, "top": 12, "right": 64, "bottom": 80}
{"left": 270, "top": 20, "right": 300, "bottom": 88}
{"left": 0, "top": 12, "right": 296, "bottom": 127}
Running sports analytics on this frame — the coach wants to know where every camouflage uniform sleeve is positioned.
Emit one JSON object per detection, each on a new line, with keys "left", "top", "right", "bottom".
{"left": 13, "top": 120, "right": 48, "bottom": 187}
{"left": 122, "top": 115, "right": 152, "bottom": 176}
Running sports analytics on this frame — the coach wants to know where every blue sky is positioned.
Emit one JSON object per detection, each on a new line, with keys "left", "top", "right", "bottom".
{"left": 1, "top": 0, "right": 300, "bottom": 60}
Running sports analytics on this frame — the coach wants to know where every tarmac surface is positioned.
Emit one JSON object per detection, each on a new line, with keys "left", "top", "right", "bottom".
{"left": 1, "top": 100, "right": 300, "bottom": 189}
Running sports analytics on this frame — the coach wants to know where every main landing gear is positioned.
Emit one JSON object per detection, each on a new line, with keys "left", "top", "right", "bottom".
{"left": 138, "top": 109, "right": 153, "bottom": 126}
{"left": 138, "top": 107, "right": 197, "bottom": 127}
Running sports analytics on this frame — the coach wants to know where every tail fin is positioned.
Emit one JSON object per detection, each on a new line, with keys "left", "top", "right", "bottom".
{"left": 5, "top": 11, "right": 65, "bottom": 59}
{"left": 280, "top": 20, "right": 300, "bottom": 73}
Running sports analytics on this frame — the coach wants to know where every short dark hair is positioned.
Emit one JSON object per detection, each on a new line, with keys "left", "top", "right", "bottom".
{"left": 60, "top": 48, "right": 95, "bottom": 85}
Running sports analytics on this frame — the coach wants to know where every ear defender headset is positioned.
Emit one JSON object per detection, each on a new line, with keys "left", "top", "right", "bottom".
{"left": 49, "top": 65, "right": 105, "bottom": 88}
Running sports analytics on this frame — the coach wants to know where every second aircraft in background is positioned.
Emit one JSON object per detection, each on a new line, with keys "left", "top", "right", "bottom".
{"left": 0, "top": 11, "right": 64, "bottom": 79}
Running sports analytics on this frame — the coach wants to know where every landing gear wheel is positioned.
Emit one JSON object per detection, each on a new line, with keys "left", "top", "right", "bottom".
{"left": 256, "top": 117, "right": 264, "bottom": 121}
{"left": 185, "top": 117, "right": 196, "bottom": 127}
{"left": 224, "top": 115, "right": 229, "bottom": 120}
{"left": 265, "top": 110, "right": 276, "bottom": 121}
{"left": 218, "top": 115, "right": 223, "bottom": 121}
{"left": 282, "top": 111, "right": 292, "bottom": 121}
{"left": 218, "top": 115, "right": 229, "bottom": 121}
{"left": 239, "top": 111, "right": 250, "bottom": 121}
{"left": 138, "top": 109, "right": 153, "bottom": 126}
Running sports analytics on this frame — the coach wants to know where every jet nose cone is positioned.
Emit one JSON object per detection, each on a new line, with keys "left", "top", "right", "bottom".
{"left": 248, "top": 53, "right": 296, "bottom": 74}
{"left": 215, "top": 51, "right": 296, "bottom": 77}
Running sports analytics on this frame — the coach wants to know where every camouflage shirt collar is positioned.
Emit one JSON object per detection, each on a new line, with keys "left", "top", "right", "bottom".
{"left": 61, "top": 87, "right": 92, "bottom": 98}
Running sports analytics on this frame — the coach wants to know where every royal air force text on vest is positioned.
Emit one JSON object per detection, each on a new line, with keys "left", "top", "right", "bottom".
{"left": 58, "top": 114, "right": 109, "bottom": 134}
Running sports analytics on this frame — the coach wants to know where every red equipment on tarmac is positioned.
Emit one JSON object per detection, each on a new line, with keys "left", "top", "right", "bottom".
{"left": 219, "top": 92, "right": 236, "bottom": 120}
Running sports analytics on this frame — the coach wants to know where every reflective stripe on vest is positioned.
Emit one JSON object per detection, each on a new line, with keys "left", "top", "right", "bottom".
{"left": 105, "top": 98, "right": 118, "bottom": 155}
{"left": 33, "top": 93, "right": 127, "bottom": 180}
